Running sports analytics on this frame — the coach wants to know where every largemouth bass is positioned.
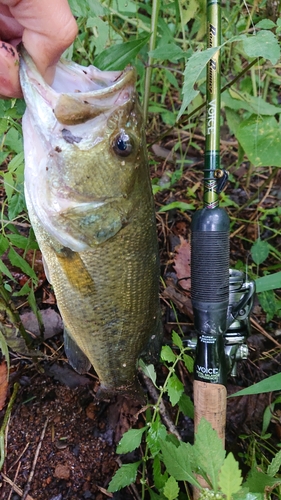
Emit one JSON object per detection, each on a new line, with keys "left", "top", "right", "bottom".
{"left": 19, "top": 48, "right": 161, "bottom": 398}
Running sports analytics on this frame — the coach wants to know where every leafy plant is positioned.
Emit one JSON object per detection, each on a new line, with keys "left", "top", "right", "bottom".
{"left": 108, "top": 332, "right": 194, "bottom": 497}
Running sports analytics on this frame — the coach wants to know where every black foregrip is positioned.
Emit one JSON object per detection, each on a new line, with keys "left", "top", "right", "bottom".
{"left": 191, "top": 207, "right": 230, "bottom": 384}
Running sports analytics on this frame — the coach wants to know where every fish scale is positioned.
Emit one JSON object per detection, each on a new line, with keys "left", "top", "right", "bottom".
{"left": 20, "top": 48, "right": 161, "bottom": 398}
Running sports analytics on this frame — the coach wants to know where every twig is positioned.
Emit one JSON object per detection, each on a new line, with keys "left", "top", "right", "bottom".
{"left": 140, "top": 373, "right": 182, "bottom": 441}
{"left": 251, "top": 317, "right": 281, "bottom": 348}
{"left": 258, "top": 172, "right": 274, "bottom": 207}
{"left": 22, "top": 417, "right": 49, "bottom": 500}
{"left": 8, "top": 442, "right": 30, "bottom": 473}
{"left": 236, "top": 167, "right": 279, "bottom": 213}
{"left": 129, "top": 482, "right": 142, "bottom": 500}
{"left": 0, "top": 383, "right": 20, "bottom": 471}
{"left": 7, "top": 461, "right": 21, "bottom": 500}
{"left": 96, "top": 485, "right": 113, "bottom": 498}
{"left": 1, "top": 473, "right": 34, "bottom": 500}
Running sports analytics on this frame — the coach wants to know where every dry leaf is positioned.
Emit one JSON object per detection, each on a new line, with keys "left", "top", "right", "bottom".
{"left": 0, "top": 361, "right": 8, "bottom": 410}
{"left": 173, "top": 236, "right": 191, "bottom": 291}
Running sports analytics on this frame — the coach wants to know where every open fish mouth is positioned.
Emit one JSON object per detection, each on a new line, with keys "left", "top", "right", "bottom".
{"left": 20, "top": 46, "right": 136, "bottom": 126}
{"left": 20, "top": 48, "right": 139, "bottom": 252}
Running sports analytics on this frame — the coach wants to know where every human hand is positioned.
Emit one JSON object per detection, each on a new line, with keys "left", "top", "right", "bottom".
{"left": 0, "top": 0, "right": 77, "bottom": 98}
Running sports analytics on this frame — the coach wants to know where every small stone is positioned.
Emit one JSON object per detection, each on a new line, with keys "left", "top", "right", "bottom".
{"left": 54, "top": 464, "right": 71, "bottom": 480}
{"left": 86, "top": 402, "right": 96, "bottom": 420}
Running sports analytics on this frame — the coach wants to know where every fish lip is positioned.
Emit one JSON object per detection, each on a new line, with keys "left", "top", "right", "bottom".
{"left": 20, "top": 46, "right": 136, "bottom": 125}
{"left": 20, "top": 45, "right": 136, "bottom": 98}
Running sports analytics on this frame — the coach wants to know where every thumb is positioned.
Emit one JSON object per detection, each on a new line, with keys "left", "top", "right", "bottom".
{"left": 0, "top": 41, "right": 22, "bottom": 98}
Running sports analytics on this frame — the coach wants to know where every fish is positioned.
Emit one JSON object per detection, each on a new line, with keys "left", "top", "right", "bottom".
{"left": 19, "top": 47, "right": 161, "bottom": 398}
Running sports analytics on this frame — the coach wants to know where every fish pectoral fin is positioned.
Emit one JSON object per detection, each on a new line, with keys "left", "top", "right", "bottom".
{"left": 60, "top": 204, "right": 124, "bottom": 247}
{"left": 64, "top": 327, "right": 91, "bottom": 374}
{"left": 42, "top": 254, "right": 51, "bottom": 284}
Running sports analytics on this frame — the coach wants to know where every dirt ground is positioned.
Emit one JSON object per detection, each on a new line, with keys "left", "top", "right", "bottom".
{"left": 0, "top": 125, "right": 281, "bottom": 499}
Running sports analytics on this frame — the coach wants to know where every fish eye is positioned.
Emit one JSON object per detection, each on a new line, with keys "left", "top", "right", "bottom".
{"left": 112, "top": 131, "right": 134, "bottom": 157}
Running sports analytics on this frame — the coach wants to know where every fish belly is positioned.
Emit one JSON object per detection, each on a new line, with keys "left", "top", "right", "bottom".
{"left": 25, "top": 189, "right": 160, "bottom": 396}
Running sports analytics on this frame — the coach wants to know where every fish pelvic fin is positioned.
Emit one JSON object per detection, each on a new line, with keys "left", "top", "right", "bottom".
{"left": 64, "top": 327, "right": 91, "bottom": 374}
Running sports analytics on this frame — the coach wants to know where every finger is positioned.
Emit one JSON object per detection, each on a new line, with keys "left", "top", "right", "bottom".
{"left": 8, "top": 0, "right": 78, "bottom": 83}
{"left": 0, "top": 4, "right": 23, "bottom": 40}
{"left": 0, "top": 41, "right": 22, "bottom": 98}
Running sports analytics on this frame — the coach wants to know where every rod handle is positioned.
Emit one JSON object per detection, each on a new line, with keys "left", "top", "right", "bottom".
{"left": 193, "top": 380, "right": 227, "bottom": 500}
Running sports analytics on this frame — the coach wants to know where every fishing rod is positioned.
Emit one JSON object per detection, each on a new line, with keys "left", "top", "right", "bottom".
{"left": 191, "top": 0, "right": 229, "bottom": 453}
{"left": 190, "top": 0, "right": 255, "bottom": 494}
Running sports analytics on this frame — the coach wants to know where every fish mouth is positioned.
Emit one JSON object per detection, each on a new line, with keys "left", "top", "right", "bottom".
{"left": 20, "top": 46, "right": 136, "bottom": 125}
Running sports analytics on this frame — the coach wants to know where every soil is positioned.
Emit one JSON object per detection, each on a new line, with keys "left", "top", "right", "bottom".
{"left": 0, "top": 113, "right": 281, "bottom": 499}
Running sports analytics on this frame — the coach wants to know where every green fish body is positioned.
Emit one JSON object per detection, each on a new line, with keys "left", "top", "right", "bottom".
{"left": 20, "top": 49, "right": 161, "bottom": 397}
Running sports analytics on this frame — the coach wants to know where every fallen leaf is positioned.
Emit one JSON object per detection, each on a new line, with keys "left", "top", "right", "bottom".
{"left": 20, "top": 309, "right": 63, "bottom": 339}
{"left": 162, "top": 283, "right": 193, "bottom": 320}
{"left": 45, "top": 364, "right": 90, "bottom": 389}
{"left": 0, "top": 361, "right": 8, "bottom": 410}
{"left": 173, "top": 236, "right": 191, "bottom": 291}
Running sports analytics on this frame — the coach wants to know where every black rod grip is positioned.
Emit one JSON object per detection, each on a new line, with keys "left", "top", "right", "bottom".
{"left": 191, "top": 207, "right": 229, "bottom": 384}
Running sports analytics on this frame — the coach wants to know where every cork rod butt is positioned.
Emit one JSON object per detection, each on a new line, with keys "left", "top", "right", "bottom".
{"left": 193, "top": 380, "right": 227, "bottom": 499}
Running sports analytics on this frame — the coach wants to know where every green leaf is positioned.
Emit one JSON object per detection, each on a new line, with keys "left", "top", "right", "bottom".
{"left": 244, "top": 467, "right": 281, "bottom": 493}
{"left": 148, "top": 488, "right": 163, "bottom": 500}
{"left": 167, "top": 374, "right": 184, "bottom": 406}
{"left": 86, "top": 17, "right": 108, "bottom": 55}
{"left": 161, "top": 345, "right": 177, "bottom": 363}
{"left": 94, "top": 35, "right": 151, "bottom": 70}
{"left": 160, "top": 439, "right": 201, "bottom": 488}
{"left": 111, "top": 0, "right": 137, "bottom": 13}
{"left": 255, "top": 19, "right": 276, "bottom": 29}
{"left": 149, "top": 42, "right": 184, "bottom": 62}
{"left": 7, "top": 234, "right": 38, "bottom": 251}
{"left": 178, "top": 47, "right": 219, "bottom": 119}
{"left": 243, "top": 30, "right": 280, "bottom": 65}
{"left": 262, "top": 397, "right": 281, "bottom": 436}
{"left": 8, "top": 247, "right": 37, "bottom": 281}
{"left": 226, "top": 89, "right": 281, "bottom": 115}
{"left": 153, "top": 455, "right": 168, "bottom": 491}
{"left": 159, "top": 201, "right": 195, "bottom": 212}
{"left": 233, "top": 489, "right": 263, "bottom": 500}
{"left": 163, "top": 476, "right": 180, "bottom": 500}
{"left": 172, "top": 331, "right": 183, "bottom": 349}
{"left": 139, "top": 359, "right": 157, "bottom": 386}
{"left": 68, "top": 0, "right": 90, "bottom": 16}
{"left": 4, "top": 127, "right": 23, "bottom": 154}
{"left": 258, "top": 289, "right": 280, "bottom": 322}
{"left": 0, "top": 330, "right": 10, "bottom": 371}
{"left": 107, "top": 461, "right": 141, "bottom": 492}
{"left": 147, "top": 415, "right": 167, "bottom": 457}
{"left": 183, "top": 353, "right": 194, "bottom": 372}
{"left": 0, "top": 118, "right": 8, "bottom": 135}
{"left": 218, "top": 453, "right": 242, "bottom": 499}
{"left": 229, "top": 373, "right": 281, "bottom": 397}
{"left": 251, "top": 239, "right": 270, "bottom": 265}
{"left": 8, "top": 192, "right": 26, "bottom": 221}
{"left": 178, "top": 393, "right": 194, "bottom": 419}
{"left": 262, "top": 403, "right": 274, "bottom": 435}
{"left": 8, "top": 152, "right": 24, "bottom": 173}
{"left": 116, "top": 427, "right": 146, "bottom": 454}
{"left": 0, "top": 235, "right": 9, "bottom": 256}
{"left": 267, "top": 449, "right": 281, "bottom": 477}
{"left": 13, "top": 281, "right": 31, "bottom": 297}
{"left": 236, "top": 115, "right": 281, "bottom": 167}
{"left": 255, "top": 272, "right": 281, "bottom": 293}
{"left": 225, "top": 107, "right": 242, "bottom": 136}
{"left": 3, "top": 171, "right": 14, "bottom": 201}
{"left": 193, "top": 418, "right": 226, "bottom": 491}
{"left": 0, "top": 259, "right": 14, "bottom": 281}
